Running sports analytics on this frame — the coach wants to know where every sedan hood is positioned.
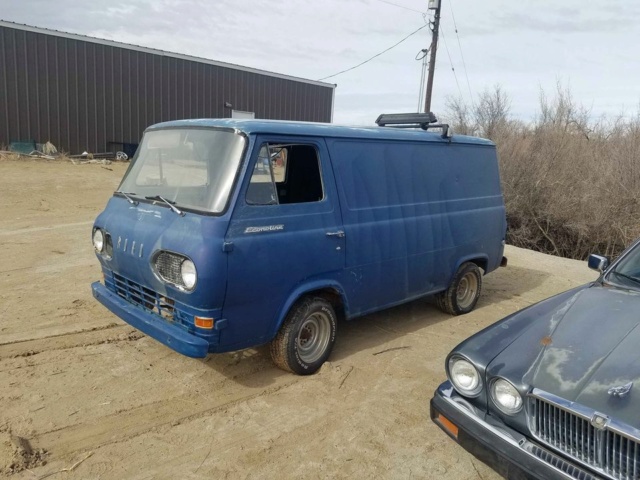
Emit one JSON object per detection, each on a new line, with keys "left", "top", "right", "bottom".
{"left": 487, "top": 284, "right": 640, "bottom": 429}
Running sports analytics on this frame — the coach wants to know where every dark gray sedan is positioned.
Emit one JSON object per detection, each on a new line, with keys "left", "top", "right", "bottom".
{"left": 431, "top": 240, "right": 640, "bottom": 480}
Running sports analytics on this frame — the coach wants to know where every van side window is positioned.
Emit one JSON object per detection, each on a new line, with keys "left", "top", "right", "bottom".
{"left": 246, "top": 143, "right": 324, "bottom": 205}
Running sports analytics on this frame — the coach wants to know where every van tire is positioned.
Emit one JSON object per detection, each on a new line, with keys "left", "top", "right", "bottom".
{"left": 436, "top": 262, "right": 482, "bottom": 315}
{"left": 270, "top": 297, "right": 337, "bottom": 375}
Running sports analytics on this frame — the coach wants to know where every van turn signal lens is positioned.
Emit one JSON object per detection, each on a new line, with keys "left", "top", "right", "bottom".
{"left": 194, "top": 317, "right": 214, "bottom": 329}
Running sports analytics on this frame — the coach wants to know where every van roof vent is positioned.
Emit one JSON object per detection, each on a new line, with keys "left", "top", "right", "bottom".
{"left": 375, "top": 112, "right": 451, "bottom": 138}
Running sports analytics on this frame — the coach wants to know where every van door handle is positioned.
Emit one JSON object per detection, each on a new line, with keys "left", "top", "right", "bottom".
{"left": 326, "top": 231, "right": 345, "bottom": 238}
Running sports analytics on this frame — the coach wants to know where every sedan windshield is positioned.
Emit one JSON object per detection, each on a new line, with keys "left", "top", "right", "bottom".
{"left": 608, "top": 241, "right": 640, "bottom": 290}
{"left": 118, "top": 128, "right": 246, "bottom": 213}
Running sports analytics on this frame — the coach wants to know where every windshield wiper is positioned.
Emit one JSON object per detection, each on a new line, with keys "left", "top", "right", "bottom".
{"left": 145, "top": 195, "right": 185, "bottom": 216}
{"left": 611, "top": 271, "right": 640, "bottom": 287}
{"left": 115, "top": 191, "right": 138, "bottom": 205}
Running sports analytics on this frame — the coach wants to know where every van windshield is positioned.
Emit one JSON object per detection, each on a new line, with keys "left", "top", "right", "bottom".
{"left": 118, "top": 128, "right": 246, "bottom": 213}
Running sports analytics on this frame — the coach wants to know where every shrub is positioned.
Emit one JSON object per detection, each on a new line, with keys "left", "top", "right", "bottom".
{"left": 445, "top": 84, "right": 640, "bottom": 260}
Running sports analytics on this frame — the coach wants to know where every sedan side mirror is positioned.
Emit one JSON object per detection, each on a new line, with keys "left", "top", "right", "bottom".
{"left": 588, "top": 254, "right": 609, "bottom": 273}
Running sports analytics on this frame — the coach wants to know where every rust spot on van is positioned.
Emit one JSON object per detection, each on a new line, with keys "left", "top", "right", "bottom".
{"left": 540, "top": 336, "right": 552, "bottom": 346}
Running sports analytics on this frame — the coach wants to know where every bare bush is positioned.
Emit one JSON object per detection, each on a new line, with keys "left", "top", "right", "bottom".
{"left": 444, "top": 95, "right": 475, "bottom": 136}
{"left": 445, "top": 83, "right": 640, "bottom": 260}
{"left": 475, "top": 84, "right": 511, "bottom": 140}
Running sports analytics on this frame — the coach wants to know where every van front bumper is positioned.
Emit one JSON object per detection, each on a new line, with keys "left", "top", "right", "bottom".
{"left": 92, "top": 281, "right": 209, "bottom": 358}
{"left": 430, "top": 381, "right": 598, "bottom": 480}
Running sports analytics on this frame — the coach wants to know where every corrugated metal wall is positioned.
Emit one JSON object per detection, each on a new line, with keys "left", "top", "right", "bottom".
{"left": 0, "top": 24, "right": 334, "bottom": 154}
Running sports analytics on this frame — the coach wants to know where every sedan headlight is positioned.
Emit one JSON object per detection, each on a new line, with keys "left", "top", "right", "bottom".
{"left": 180, "top": 259, "right": 197, "bottom": 290}
{"left": 92, "top": 228, "right": 104, "bottom": 253}
{"left": 490, "top": 378, "right": 523, "bottom": 414}
{"left": 448, "top": 356, "right": 483, "bottom": 397}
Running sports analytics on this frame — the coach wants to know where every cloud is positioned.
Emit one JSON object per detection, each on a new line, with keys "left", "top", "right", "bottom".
{"left": 1, "top": 0, "right": 639, "bottom": 124}
{"left": 495, "top": 11, "right": 638, "bottom": 34}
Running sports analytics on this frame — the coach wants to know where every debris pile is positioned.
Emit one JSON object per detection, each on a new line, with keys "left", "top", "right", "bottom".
{"left": 0, "top": 431, "right": 47, "bottom": 476}
{"left": 1, "top": 140, "right": 128, "bottom": 163}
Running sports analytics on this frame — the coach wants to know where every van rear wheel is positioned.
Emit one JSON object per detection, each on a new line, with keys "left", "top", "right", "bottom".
{"left": 436, "top": 262, "right": 482, "bottom": 315}
{"left": 270, "top": 297, "right": 337, "bottom": 375}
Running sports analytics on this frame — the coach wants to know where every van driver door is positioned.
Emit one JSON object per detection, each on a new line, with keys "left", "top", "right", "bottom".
{"left": 223, "top": 136, "right": 345, "bottom": 348}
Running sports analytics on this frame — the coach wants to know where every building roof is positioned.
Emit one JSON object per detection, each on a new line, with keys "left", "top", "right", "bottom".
{"left": 147, "top": 118, "right": 495, "bottom": 146}
{"left": 0, "top": 19, "right": 336, "bottom": 89}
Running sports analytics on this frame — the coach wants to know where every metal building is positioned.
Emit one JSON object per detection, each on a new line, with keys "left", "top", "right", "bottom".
{"left": 0, "top": 20, "right": 335, "bottom": 155}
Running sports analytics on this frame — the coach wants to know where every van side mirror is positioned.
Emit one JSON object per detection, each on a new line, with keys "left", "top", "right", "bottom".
{"left": 588, "top": 254, "right": 609, "bottom": 273}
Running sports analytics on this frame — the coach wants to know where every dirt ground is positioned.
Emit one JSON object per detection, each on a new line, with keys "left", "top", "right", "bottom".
{"left": 0, "top": 156, "right": 597, "bottom": 479}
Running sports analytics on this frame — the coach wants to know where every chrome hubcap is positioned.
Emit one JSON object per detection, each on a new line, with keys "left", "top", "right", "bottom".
{"left": 296, "top": 312, "right": 331, "bottom": 364}
{"left": 456, "top": 272, "right": 478, "bottom": 309}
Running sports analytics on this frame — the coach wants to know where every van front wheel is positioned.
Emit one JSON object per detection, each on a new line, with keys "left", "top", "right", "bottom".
{"left": 436, "top": 262, "right": 482, "bottom": 315}
{"left": 270, "top": 297, "right": 337, "bottom": 375}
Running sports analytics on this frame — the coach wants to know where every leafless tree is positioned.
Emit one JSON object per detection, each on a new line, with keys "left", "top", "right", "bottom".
{"left": 474, "top": 84, "right": 511, "bottom": 140}
{"left": 449, "top": 82, "right": 640, "bottom": 260}
{"left": 444, "top": 95, "right": 475, "bottom": 136}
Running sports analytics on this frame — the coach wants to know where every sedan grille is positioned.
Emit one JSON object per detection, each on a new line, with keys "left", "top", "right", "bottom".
{"left": 109, "top": 273, "right": 175, "bottom": 320}
{"left": 529, "top": 392, "right": 640, "bottom": 480}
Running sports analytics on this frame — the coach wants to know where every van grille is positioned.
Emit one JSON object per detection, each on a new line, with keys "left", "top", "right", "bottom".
{"left": 529, "top": 394, "right": 640, "bottom": 479}
{"left": 110, "top": 273, "right": 175, "bottom": 320}
{"left": 154, "top": 251, "right": 186, "bottom": 287}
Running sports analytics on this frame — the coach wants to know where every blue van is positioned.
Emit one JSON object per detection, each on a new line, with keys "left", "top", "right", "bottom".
{"left": 91, "top": 114, "right": 507, "bottom": 374}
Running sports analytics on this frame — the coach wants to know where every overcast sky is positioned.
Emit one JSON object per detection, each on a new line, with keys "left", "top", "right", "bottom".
{"left": 2, "top": 0, "right": 639, "bottom": 125}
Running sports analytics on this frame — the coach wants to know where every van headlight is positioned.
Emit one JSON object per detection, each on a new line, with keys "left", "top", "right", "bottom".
{"left": 180, "top": 259, "right": 197, "bottom": 290}
{"left": 448, "top": 356, "right": 483, "bottom": 397}
{"left": 490, "top": 378, "right": 523, "bottom": 414}
{"left": 93, "top": 228, "right": 104, "bottom": 253}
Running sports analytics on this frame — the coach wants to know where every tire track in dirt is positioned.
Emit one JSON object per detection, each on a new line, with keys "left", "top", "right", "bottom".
{"left": 34, "top": 373, "right": 300, "bottom": 458}
{"left": 0, "top": 220, "right": 94, "bottom": 236}
{"left": 0, "top": 324, "right": 128, "bottom": 360}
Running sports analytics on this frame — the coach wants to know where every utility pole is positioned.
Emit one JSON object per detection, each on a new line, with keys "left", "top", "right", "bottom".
{"left": 424, "top": 0, "right": 441, "bottom": 114}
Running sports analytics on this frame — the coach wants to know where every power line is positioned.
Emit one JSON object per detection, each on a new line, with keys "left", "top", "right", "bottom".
{"left": 416, "top": 48, "right": 429, "bottom": 112}
{"left": 447, "top": 0, "right": 474, "bottom": 105}
{"left": 370, "top": 0, "right": 425, "bottom": 14}
{"left": 370, "top": 0, "right": 428, "bottom": 111}
{"left": 417, "top": 12, "right": 431, "bottom": 112}
{"left": 439, "top": 26, "right": 464, "bottom": 100}
{"left": 317, "top": 24, "right": 429, "bottom": 81}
